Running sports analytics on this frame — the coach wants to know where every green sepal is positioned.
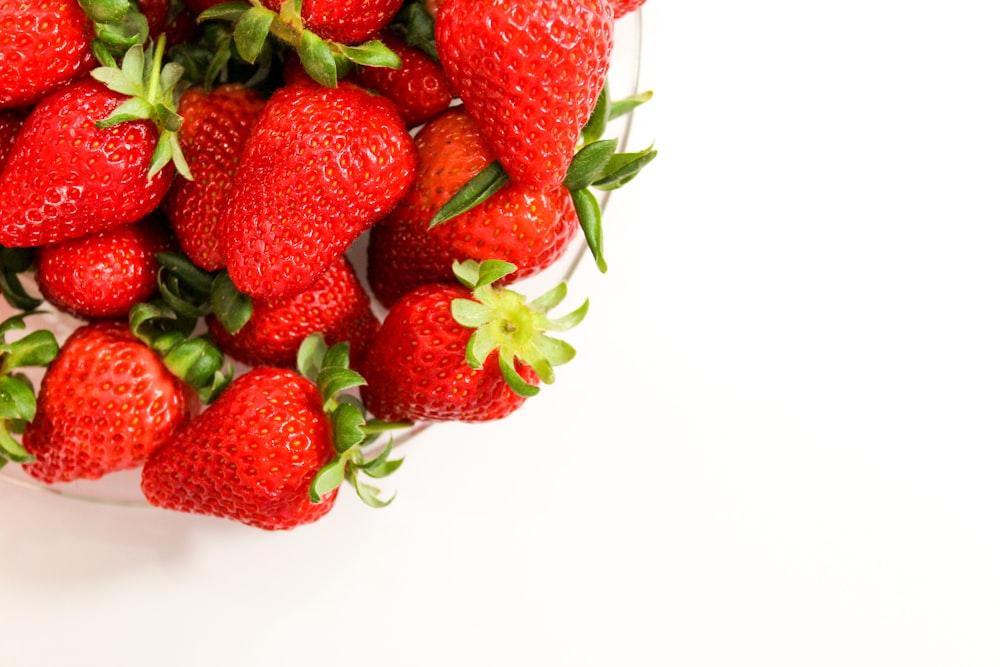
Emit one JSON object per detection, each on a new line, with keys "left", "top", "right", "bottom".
{"left": 357, "top": 440, "right": 403, "bottom": 478}
{"left": 0, "top": 329, "right": 59, "bottom": 370}
{"left": 210, "top": 271, "right": 253, "bottom": 335}
{"left": 309, "top": 454, "right": 347, "bottom": 503}
{"left": 0, "top": 247, "right": 42, "bottom": 312}
{"left": 591, "top": 145, "right": 658, "bottom": 191}
{"left": 78, "top": 0, "right": 131, "bottom": 24}
{"left": 581, "top": 85, "right": 610, "bottom": 146}
{"left": 0, "top": 312, "right": 59, "bottom": 467}
{"left": 331, "top": 403, "right": 366, "bottom": 452}
{"left": 0, "top": 375, "right": 37, "bottom": 422}
{"left": 428, "top": 161, "right": 510, "bottom": 228}
{"left": 393, "top": 0, "right": 438, "bottom": 60}
{"left": 497, "top": 350, "right": 539, "bottom": 398}
{"left": 562, "top": 139, "right": 617, "bottom": 192}
{"left": 571, "top": 187, "right": 607, "bottom": 273}
{"left": 317, "top": 367, "right": 366, "bottom": 410}
{"left": 608, "top": 90, "right": 654, "bottom": 121}
{"left": 336, "top": 39, "right": 401, "bottom": 69}
{"left": 196, "top": 0, "right": 254, "bottom": 22}
{"left": 91, "top": 11, "right": 150, "bottom": 56}
{"left": 233, "top": 5, "right": 275, "bottom": 64}
{"left": 296, "top": 332, "right": 328, "bottom": 383}
{"left": 0, "top": 426, "right": 33, "bottom": 464}
{"left": 452, "top": 259, "right": 517, "bottom": 289}
{"left": 297, "top": 29, "right": 343, "bottom": 88}
{"left": 161, "top": 337, "right": 232, "bottom": 403}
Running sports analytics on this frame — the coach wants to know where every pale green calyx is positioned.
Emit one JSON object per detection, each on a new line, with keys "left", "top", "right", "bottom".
{"left": 450, "top": 260, "right": 588, "bottom": 398}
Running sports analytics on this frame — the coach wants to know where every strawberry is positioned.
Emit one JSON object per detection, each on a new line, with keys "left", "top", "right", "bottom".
{"left": 435, "top": 0, "right": 614, "bottom": 189}
{"left": 219, "top": 81, "right": 417, "bottom": 301}
{"left": 367, "top": 106, "right": 579, "bottom": 308}
{"left": 206, "top": 255, "right": 380, "bottom": 368}
{"left": 34, "top": 215, "right": 174, "bottom": 321}
{"left": 609, "top": 0, "right": 645, "bottom": 19}
{"left": 354, "top": 31, "right": 453, "bottom": 128}
{"left": 0, "top": 106, "right": 26, "bottom": 172}
{"left": 142, "top": 338, "right": 404, "bottom": 530}
{"left": 0, "top": 40, "right": 190, "bottom": 248}
{"left": 0, "top": 0, "right": 96, "bottom": 110}
{"left": 261, "top": 0, "right": 404, "bottom": 45}
{"left": 21, "top": 320, "right": 198, "bottom": 483}
{"left": 164, "top": 83, "right": 266, "bottom": 271}
{"left": 359, "top": 260, "right": 586, "bottom": 422}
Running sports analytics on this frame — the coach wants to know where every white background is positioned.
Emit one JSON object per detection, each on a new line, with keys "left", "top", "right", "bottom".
{"left": 4, "top": 1, "right": 1000, "bottom": 665}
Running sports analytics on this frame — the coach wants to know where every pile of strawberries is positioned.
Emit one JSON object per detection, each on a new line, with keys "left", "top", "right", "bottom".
{"left": 0, "top": 0, "right": 652, "bottom": 529}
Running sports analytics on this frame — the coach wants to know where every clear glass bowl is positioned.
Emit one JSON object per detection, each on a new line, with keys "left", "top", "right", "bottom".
{"left": 0, "top": 8, "right": 645, "bottom": 507}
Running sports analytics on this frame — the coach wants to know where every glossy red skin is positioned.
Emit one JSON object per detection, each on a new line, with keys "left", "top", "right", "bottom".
{"left": 609, "top": 0, "right": 645, "bottom": 18}
{"left": 359, "top": 283, "right": 537, "bottom": 422}
{"left": 262, "top": 0, "right": 403, "bottom": 44}
{"left": 22, "top": 322, "right": 197, "bottom": 484}
{"left": 219, "top": 82, "right": 417, "bottom": 301}
{"left": 0, "top": 78, "right": 174, "bottom": 247}
{"left": 435, "top": 0, "right": 614, "bottom": 189}
{"left": 0, "top": 106, "right": 26, "bottom": 172}
{"left": 141, "top": 367, "right": 339, "bottom": 531}
{"left": 206, "top": 255, "right": 380, "bottom": 368}
{"left": 355, "top": 32, "right": 454, "bottom": 128}
{"left": 367, "top": 107, "right": 578, "bottom": 308}
{"left": 165, "top": 84, "right": 266, "bottom": 270}
{"left": 0, "top": 0, "right": 96, "bottom": 109}
{"left": 35, "top": 216, "right": 173, "bottom": 320}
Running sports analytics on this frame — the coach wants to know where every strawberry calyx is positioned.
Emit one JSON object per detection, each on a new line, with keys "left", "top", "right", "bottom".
{"left": 450, "top": 260, "right": 587, "bottom": 398}
{"left": 153, "top": 251, "right": 253, "bottom": 335}
{"left": 297, "top": 335, "right": 408, "bottom": 508}
{"left": 79, "top": 0, "right": 152, "bottom": 63}
{"left": 0, "top": 314, "right": 59, "bottom": 469}
{"left": 0, "top": 247, "right": 42, "bottom": 313}
{"left": 89, "top": 34, "right": 193, "bottom": 180}
{"left": 428, "top": 88, "right": 657, "bottom": 272}
{"left": 198, "top": 0, "right": 401, "bottom": 87}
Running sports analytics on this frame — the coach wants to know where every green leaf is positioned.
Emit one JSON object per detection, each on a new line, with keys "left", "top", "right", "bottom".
{"left": 338, "top": 39, "right": 401, "bottom": 69}
{"left": 332, "top": 404, "right": 366, "bottom": 453}
{"left": 428, "top": 161, "right": 510, "bottom": 228}
{"left": 296, "top": 333, "right": 328, "bottom": 382}
{"left": 3, "top": 330, "right": 58, "bottom": 369}
{"left": 95, "top": 97, "right": 155, "bottom": 128}
{"left": 0, "top": 375, "right": 36, "bottom": 421}
{"left": 581, "top": 85, "right": 610, "bottom": 145}
{"left": 498, "top": 352, "right": 539, "bottom": 398}
{"left": 197, "top": 1, "right": 254, "bottom": 22}
{"left": 533, "top": 334, "right": 576, "bottom": 369}
{"left": 562, "top": 139, "right": 617, "bottom": 192}
{"left": 350, "top": 470, "right": 396, "bottom": 508}
{"left": 322, "top": 341, "right": 352, "bottom": 370}
{"left": 297, "top": 30, "right": 342, "bottom": 87}
{"left": 157, "top": 252, "right": 215, "bottom": 295}
{"left": 451, "top": 298, "right": 492, "bottom": 328}
{"left": 309, "top": 455, "right": 347, "bottom": 502}
{"left": 0, "top": 425, "right": 33, "bottom": 463}
{"left": 233, "top": 6, "right": 275, "bottom": 63}
{"left": 571, "top": 188, "right": 607, "bottom": 273}
{"left": 210, "top": 272, "right": 253, "bottom": 335}
{"left": 592, "top": 146, "right": 658, "bottom": 191}
{"left": 546, "top": 298, "right": 589, "bottom": 332}
{"left": 91, "top": 11, "right": 149, "bottom": 55}
{"left": 608, "top": 90, "right": 654, "bottom": 121}
{"left": 78, "top": 0, "right": 131, "bottom": 23}
{"left": 527, "top": 282, "right": 567, "bottom": 313}
{"left": 316, "top": 367, "right": 366, "bottom": 407}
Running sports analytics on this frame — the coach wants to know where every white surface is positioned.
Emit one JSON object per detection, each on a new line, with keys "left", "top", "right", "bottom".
{"left": 4, "top": 2, "right": 1000, "bottom": 665}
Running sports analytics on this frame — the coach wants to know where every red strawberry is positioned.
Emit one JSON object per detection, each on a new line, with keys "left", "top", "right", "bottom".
{"left": 354, "top": 31, "right": 453, "bottom": 128}
{"left": 0, "top": 106, "right": 26, "bottom": 172}
{"left": 219, "top": 81, "right": 417, "bottom": 301}
{"left": 0, "top": 0, "right": 96, "bottom": 109}
{"left": 435, "top": 0, "right": 614, "bottom": 189}
{"left": 164, "top": 83, "right": 266, "bottom": 271}
{"left": 261, "top": 0, "right": 404, "bottom": 45}
{"left": 34, "top": 216, "right": 174, "bottom": 320}
{"left": 609, "top": 0, "right": 645, "bottom": 19}
{"left": 367, "top": 106, "right": 578, "bottom": 308}
{"left": 142, "top": 340, "right": 403, "bottom": 530}
{"left": 360, "top": 260, "right": 586, "bottom": 422}
{"left": 0, "top": 38, "right": 189, "bottom": 248}
{"left": 206, "top": 255, "right": 380, "bottom": 368}
{"left": 22, "top": 321, "right": 197, "bottom": 483}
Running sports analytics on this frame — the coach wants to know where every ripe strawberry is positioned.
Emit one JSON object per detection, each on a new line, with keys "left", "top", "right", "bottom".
{"left": 261, "top": 0, "right": 404, "bottom": 45}
{"left": 206, "top": 255, "right": 380, "bottom": 368}
{"left": 219, "top": 81, "right": 417, "bottom": 301}
{"left": 360, "top": 260, "right": 586, "bottom": 422}
{"left": 34, "top": 215, "right": 174, "bottom": 321}
{"left": 0, "top": 39, "right": 189, "bottom": 248}
{"left": 609, "top": 0, "right": 645, "bottom": 19}
{"left": 164, "top": 83, "right": 266, "bottom": 271}
{"left": 22, "top": 321, "right": 197, "bottom": 483}
{"left": 0, "top": 107, "right": 26, "bottom": 172}
{"left": 354, "top": 31, "right": 453, "bottom": 128}
{"left": 435, "top": 0, "right": 614, "bottom": 189}
{"left": 367, "top": 106, "right": 578, "bottom": 308}
{"left": 142, "top": 339, "right": 404, "bottom": 530}
{"left": 0, "top": 0, "right": 96, "bottom": 109}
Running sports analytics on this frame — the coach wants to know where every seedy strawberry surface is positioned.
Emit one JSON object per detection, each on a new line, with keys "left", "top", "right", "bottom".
{"left": 35, "top": 216, "right": 174, "bottom": 320}
{"left": 367, "top": 106, "right": 578, "bottom": 308}
{"left": 165, "top": 84, "right": 266, "bottom": 271}
{"left": 355, "top": 31, "right": 454, "bottom": 128}
{"left": 0, "top": 0, "right": 96, "bottom": 109}
{"left": 0, "top": 78, "right": 174, "bottom": 247}
{"left": 22, "top": 321, "right": 197, "bottom": 483}
{"left": 206, "top": 255, "right": 380, "bottom": 368}
{"left": 141, "top": 367, "right": 339, "bottom": 531}
{"left": 435, "top": 0, "right": 614, "bottom": 189}
{"left": 219, "top": 81, "right": 417, "bottom": 301}
{"left": 360, "top": 282, "right": 537, "bottom": 423}
{"left": 262, "top": 0, "right": 404, "bottom": 45}
{"left": 608, "top": 0, "right": 645, "bottom": 19}
{"left": 0, "top": 106, "right": 26, "bottom": 172}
